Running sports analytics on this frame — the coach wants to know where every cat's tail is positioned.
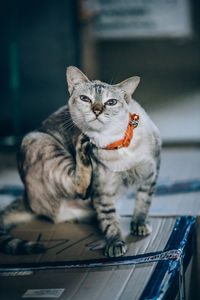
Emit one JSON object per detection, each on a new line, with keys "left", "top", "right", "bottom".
{"left": 0, "top": 197, "right": 46, "bottom": 255}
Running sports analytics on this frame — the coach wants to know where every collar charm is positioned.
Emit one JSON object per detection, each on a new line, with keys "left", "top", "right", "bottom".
{"left": 104, "top": 113, "right": 139, "bottom": 150}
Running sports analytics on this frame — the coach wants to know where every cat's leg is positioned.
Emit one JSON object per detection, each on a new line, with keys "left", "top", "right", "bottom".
{"left": 94, "top": 194, "right": 127, "bottom": 257}
{"left": 0, "top": 198, "right": 35, "bottom": 230}
{"left": 54, "top": 198, "right": 95, "bottom": 224}
{"left": 92, "top": 169, "right": 127, "bottom": 257}
{"left": 74, "top": 134, "right": 92, "bottom": 200}
{"left": 20, "top": 132, "right": 92, "bottom": 221}
{"left": 131, "top": 160, "right": 160, "bottom": 236}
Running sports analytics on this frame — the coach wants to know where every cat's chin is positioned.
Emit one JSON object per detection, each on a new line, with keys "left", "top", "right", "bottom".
{"left": 88, "top": 118, "right": 104, "bottom": 130}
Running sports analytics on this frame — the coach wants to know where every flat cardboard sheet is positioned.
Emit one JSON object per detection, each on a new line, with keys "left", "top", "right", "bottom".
{"left": 0, "top": 217, "right": 176, "bottom": 267}
{"left": 0, "top": 216, "right": 196, "bottom": 300}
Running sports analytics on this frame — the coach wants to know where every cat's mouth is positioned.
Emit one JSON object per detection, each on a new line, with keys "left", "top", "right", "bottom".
{"left": 88, "top": 116, "right": 104, "bottom": 129}
{"left": 89, "top": 117, "right": 104, "bottom": 124}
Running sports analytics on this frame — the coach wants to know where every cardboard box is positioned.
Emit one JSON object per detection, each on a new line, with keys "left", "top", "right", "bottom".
{"left": 0, "top": 216, "right": 196, "bottom": 299}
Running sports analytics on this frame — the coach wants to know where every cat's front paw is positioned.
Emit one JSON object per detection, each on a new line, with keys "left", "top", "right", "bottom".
{"left": 75, "top": 134, "right": 92, "bottom": 199}
{"left": 104, "top": 239, "right": 127, "bottom": 257}
{"left": 76, "top": 134, "right": 91, "bottom": 166}
{"left": 131, "top": 220, "right": 152, "bottom": 236}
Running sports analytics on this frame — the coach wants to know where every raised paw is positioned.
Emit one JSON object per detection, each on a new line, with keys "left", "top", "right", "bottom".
{"left": 75, "top": 134, "right": 92, "bottom": 199}
{"left": 104, "top": 239, "right": 127, "bottom": 257}
{"left": 76, "top": 134, "right": 91, "bottom": 166}
{"left": 131, "top": 220, "right": 152, "bottom": 236}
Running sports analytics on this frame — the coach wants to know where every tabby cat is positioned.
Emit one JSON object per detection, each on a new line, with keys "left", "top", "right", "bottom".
{"left": 0, "top": 66, "right": 161, "bottom": 257}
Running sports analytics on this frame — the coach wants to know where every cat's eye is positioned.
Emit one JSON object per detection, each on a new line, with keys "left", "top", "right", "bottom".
{"left": 80, "top": 95, "right": 91, "bottom": 103}
{"left": 105, "top": 99, "right": 117, "bottom": 106}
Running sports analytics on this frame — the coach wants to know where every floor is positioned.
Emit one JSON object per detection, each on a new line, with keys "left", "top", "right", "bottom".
{"left": 1, "top": 147, "right": 200, "bottom": 215}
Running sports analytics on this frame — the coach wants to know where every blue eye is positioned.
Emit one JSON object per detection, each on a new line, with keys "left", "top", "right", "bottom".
{"left": 80, "top": 95, "right": 91, "bottom": 103}
{"left": 105, "top": 99, "right": 117, "bottom": 106}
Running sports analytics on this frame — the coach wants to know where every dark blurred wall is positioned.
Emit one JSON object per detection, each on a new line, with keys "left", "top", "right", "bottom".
{"left": 96, "top": 0, "right": 200, "bottom": 112}
{"left": 97, "top": 38, "right": 200, "bottom": 110}
{"left": 0, "top": 0, "right": 80, "bottom": 137}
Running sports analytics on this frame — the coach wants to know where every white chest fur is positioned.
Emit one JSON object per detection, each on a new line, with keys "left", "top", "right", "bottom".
{"left": 93, "top": 129, "right": 150, "bottom": 172}
{"left": 88, "top": 101, "right": 160, "bottom": 173}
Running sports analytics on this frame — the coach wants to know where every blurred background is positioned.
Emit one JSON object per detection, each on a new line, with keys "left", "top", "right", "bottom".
{"left": 1, "top": 3, "right": 200, "bottom": 293}
{"left": 0, "top": 0, "right": 200, "bottom": 147}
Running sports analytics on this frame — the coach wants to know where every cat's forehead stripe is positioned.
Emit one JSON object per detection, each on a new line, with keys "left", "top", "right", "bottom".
{"left": 86, "top": 82, "right": 113, "bottom": 100}
{"left": 93, "top": 84, "right": 104, "bottom": 102}
{"left": 94, "top": 84, "right": 104, "bottom": 95}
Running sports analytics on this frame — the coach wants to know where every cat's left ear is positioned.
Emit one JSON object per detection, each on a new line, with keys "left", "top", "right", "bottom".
{"left": 115, "top": 76, "right": 140, "bottom": 101}
{"left": 66, "top": 66, "right": 90, "bottom": 95}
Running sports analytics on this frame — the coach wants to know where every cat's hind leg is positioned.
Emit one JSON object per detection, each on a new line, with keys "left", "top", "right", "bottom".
{"left": 54, "top": 198, "right": 95, "bottom": 224}
{"left": 20, "top": 132, "right": 93, "bottom": 220}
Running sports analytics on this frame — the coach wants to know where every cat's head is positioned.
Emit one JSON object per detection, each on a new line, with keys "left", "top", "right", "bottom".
{"left": 66, "top": 66, "right": 140, "bottom": 134}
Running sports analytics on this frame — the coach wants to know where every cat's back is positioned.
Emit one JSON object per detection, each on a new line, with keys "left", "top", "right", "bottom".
{"left": 39, "top": 105, "right": 80, "bottom": 146}
{"left": 17, "top": 105, "right": 80, "bottom": 180}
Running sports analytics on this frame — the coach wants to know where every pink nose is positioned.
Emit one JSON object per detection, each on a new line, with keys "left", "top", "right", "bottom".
{"left": 93, "top": 109, "right": 102, "bottom": 116}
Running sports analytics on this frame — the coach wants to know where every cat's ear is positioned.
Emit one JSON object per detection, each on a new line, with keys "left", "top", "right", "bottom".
{"left": 115, "top": 76, "right": 140, "bottom": 99}
{"left": 66, "top": 66, "right": 90, "bottom": 95}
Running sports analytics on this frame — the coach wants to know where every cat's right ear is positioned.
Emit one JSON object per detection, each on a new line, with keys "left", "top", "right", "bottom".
{"left": 66, "top": 66, "right": 90, "bottom": 95}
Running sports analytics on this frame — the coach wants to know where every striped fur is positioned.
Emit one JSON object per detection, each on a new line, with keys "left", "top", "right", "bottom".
{"left": 0, "top": 198, "right": 46, "bottom": 254}
{"left": 0, "top": 66, "right": 161, "bottom": 257}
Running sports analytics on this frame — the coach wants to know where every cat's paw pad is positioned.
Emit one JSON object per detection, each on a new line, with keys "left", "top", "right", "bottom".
{"left": 131, "top": 221, "right": 152, "bottom": 236}
{"left": 104, "top": 240, "right": 127, "bottom": 257}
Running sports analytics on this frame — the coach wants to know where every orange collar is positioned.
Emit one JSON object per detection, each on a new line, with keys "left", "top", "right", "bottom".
{"left": 104, "top": 113, "right": 139, "bottom": 150}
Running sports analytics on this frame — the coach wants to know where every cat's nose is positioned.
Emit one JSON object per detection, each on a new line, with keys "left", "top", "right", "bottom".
{"left": 92, "top": 104, "right": 103, "bottom": 117}
{"left": 93, "top": 109, "right": 102, "bottom": 117}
